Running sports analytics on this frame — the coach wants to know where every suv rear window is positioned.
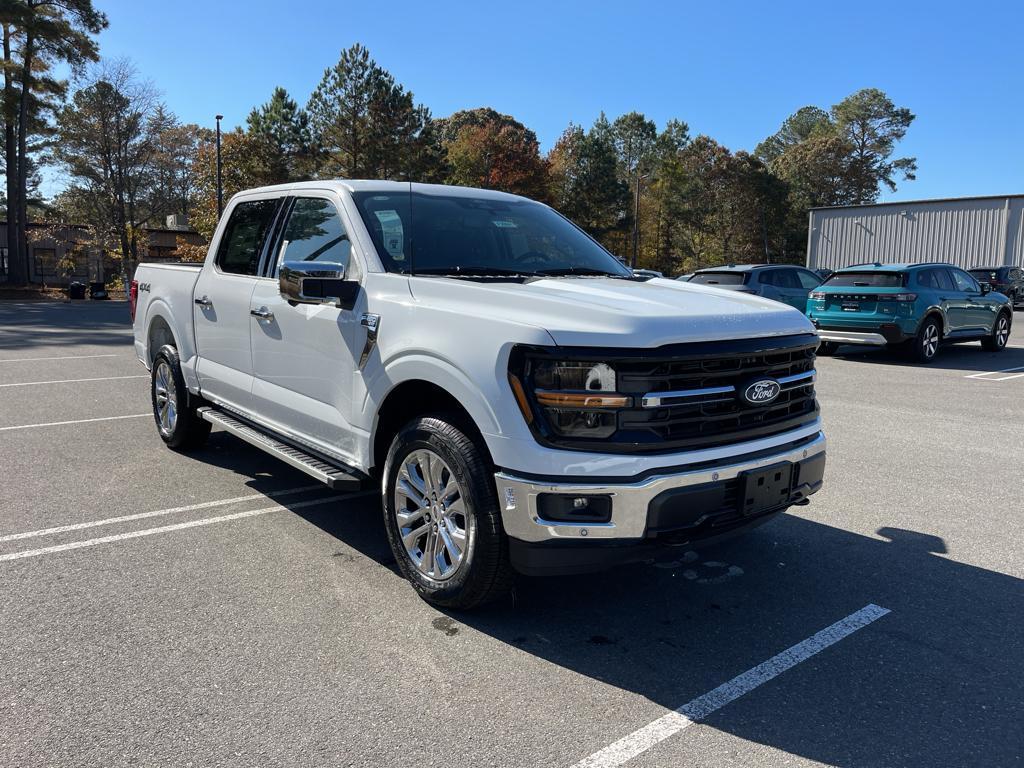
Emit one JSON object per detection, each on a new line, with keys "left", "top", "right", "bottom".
{"left": 823, "top": 272, "right": 906, "bottom": 288}
{"left": 969, "top": 269, "right": 1000, "bottom": 283}
{"left": 689, "top": 272, "right": 747, "bottom": 286}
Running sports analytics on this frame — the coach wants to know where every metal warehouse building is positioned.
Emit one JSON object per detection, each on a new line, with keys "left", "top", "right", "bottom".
{"left": 806, "top": 194, "right": 1024, "bottom": 272}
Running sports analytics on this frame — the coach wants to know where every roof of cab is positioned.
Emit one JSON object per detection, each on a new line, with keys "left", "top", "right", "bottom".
{"left": 232, "top": 179, "right": 530, "bottom": 203}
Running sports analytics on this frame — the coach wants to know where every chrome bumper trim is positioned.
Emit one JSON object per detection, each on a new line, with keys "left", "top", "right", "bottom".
{"left": 494, "top": 431, "right": 826, "bottom": 543}
{"left": 817, "top": 331, "right": 888, "bottom": 346}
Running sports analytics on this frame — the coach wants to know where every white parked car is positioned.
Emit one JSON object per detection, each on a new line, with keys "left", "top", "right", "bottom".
{"left": 131, "top": 181, "right": 826, "bottom": 608}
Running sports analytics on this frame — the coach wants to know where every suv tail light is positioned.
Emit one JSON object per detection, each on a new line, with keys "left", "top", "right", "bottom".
{"left": 886, "top": 293, "right": 917, "bottom": 302}
{"left": 809, "top": 291, "right": 826, "bottom": 301}
{"left": 129, "top": 279, "right": 139, "bottom": 322}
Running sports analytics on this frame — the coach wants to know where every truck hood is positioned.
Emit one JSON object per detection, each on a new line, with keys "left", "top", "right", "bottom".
{"left": 408, "top": 276, "right": 815, "bottom": 347}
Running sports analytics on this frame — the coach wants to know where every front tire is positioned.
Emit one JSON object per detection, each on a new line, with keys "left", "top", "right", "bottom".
{"left": 982, "top": 311, "right": 1011, "bottom": 351}
{"left": 909, "top": 317, "right": 941, "bottom": 363}
{"left": 817, "top": 341, "right": 839, "bottom": 356}
{"left": 150, "top": 345, "right": 211, "bottom": 450}
{"left": 382, "top": 415, "right": 514, "bottom": 610}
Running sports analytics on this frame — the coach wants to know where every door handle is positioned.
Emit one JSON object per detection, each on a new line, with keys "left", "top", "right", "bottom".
{"left": 194, "top": 295, "right": 212, "bottom": 307}
{"left": 250, "top": 307, "right": 274, "bottom": 321}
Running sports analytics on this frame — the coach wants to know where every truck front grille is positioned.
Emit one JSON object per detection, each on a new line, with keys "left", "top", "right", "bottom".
{"left": 523, "top": 334, "right": 820, "bottom": 455}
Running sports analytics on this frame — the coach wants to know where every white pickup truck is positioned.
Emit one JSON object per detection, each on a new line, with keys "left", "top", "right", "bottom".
{"left": 131, "top": 181, "right": 826, "bottom": 608}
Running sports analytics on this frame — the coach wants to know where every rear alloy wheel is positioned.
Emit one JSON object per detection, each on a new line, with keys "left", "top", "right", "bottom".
{"left": 150, "top": 345, "right": 211, "bottom": 450}
{"left": 982, "top": 312, "right": 1011, "bottom": 352}
{"left": 910, "top": 317, "right": 941, "bottom": 363}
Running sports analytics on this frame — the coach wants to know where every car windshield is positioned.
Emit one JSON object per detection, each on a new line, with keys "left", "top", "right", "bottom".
{"left": 351, "top": 190, "right": 632, "bottom": 278}
{"left": 688, "top": 272, "right": 747, "bottom": 286}
{"left": 823, "top": 272, "right": 906, "bottom": 288}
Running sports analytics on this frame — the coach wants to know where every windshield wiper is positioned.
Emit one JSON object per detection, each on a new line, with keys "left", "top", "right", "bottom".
{"left": 413, "top": 266, "right": 534, "bottom": 278}
{"left": 533, "top": 267, "right": 629, "bottom": 277}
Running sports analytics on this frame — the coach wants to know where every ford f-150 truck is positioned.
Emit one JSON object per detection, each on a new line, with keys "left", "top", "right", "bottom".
{"left": 131, "top": 181, "right": 826, "bottom": 609}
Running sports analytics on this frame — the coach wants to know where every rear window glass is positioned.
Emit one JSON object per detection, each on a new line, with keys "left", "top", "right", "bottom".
{"left": 969, "top": 270, "right": 999, "bottom": 283}
{"left": 689, "top": 272, "right": 747, "bottom": 286}
{"left": 823, "top": 272, "right": 906, "bottom": 288}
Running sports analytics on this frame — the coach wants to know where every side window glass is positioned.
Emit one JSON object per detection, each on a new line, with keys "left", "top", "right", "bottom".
{"left": 216, "top": 199, "right": 280, "bottom": 276}
{"left": 917, "top": 269, "right": 938, "bottom": 289}
{"left": 951, "top": 269, "right": 979, "bottom": 293}
{"left": 797, "top": 270, "right": 821, "bottom": 290}
{"left": 759, "top": 270, "right": 777, "bottom": 286}
{"left": 934, "top": 269, "right": 955, "bottom": 292}
{"left": 277, "top": 197, "right": 352, "bottom": 274}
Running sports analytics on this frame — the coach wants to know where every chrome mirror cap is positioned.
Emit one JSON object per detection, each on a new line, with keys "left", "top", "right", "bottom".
{"left": 279, "top": 260, "right": 347, "bottom": 306}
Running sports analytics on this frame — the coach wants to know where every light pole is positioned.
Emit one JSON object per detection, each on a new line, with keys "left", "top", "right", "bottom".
{"left": 215, "top": 114, "right": 224, "bottom": 218}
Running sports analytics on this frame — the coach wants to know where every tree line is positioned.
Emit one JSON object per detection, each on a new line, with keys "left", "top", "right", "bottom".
{"left": 1, "top": 2, "right": 917, "bottom": 284}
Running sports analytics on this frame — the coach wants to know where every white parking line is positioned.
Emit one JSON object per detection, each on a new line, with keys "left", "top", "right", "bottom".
{"left": 570, "top": 604, "right": 891, "bottom": 768}
{"left": 0, "top": 484, "right": 324, "bottom": 542}
{"left": 965, "top": 366, "right": 1024, "bottom": 381}
{"left": 0, "top": 413, "right": 150, "bottom": 431}
{"left": 0, "top": 353, "right": 121, "bottom": 363}
{"left": 0, "top": 374, "right": 147, "bottom": 388}
{"left": 0, "top": 492, "right": 375, "bottom": 563}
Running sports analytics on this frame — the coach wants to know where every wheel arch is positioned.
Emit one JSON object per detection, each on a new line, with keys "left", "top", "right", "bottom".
{"left": 371, "top": 379, "right": 492, "bottom": 476}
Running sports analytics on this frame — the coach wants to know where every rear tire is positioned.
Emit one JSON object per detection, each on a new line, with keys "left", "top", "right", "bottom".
{"left": 909, "top": 316, "right": 942, "bottom": 363}
{"left": 982, "top": 311, "right": 1011, "bottom": 351}
{"left": 150, "top": 345, "right": 211, "bottom": 450}
{"left": 382, "top": 415, "right": 514, "bottom": 610}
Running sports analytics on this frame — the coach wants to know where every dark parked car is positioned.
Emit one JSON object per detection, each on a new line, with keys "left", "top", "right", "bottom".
{"left": 687, "top": 264, "right": 823, "bottom": 310}
{"left": 968, "top": 266, "right": 1023, "bottom": 309}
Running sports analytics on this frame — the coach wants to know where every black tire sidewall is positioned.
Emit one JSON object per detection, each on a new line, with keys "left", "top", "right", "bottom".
{"left": 983, "top": 311, "right": 1011, "bottom": 351}
{"left": 381, "top": 416, "right": 507, "bottom": 608}
{"left": 150, "top": 345, "right": 207, "bottom": 449}
{"left": 913, "top": 317, "right": 941, "bottom": 362}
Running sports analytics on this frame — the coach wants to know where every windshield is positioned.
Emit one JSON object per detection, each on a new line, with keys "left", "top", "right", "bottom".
{"left": 823, "top": 272, "right": 906, "bottom": 288}
{"left": 688, "top": 272, "right": 747, "bottom": 286}
{"left": 351, "top": 191, "right": 632, "bottom": 278}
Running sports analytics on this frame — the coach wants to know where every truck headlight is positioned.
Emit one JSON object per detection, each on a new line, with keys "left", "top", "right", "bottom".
{"left": 509, "top": 355, "right": 629, "bottom": 439}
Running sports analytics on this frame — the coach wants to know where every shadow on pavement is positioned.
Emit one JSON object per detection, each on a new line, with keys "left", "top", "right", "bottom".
{"left": 829, "top": 341, "right": 1024, "bottom": 373}
{"left": 290, "top": 496, "right": 1023, "bottom": 767}
{"left": 0, "top": 302, "right": 132, "bottom": 351}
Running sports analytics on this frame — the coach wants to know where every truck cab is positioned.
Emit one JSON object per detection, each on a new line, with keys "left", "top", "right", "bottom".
{"left": 132, "top": 181, "right": 827, "bottom": 609}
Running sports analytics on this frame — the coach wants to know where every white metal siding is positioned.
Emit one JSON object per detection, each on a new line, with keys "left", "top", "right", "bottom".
{"left": 807, "top": 195, "right": 1024, "bottom": 271}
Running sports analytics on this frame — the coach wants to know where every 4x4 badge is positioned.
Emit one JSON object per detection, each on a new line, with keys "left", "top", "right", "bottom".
{"left": 742, "top": 378, "right": 781, "bottom": 406}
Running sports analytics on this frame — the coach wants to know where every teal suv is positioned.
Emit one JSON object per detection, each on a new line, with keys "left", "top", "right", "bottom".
{"left": 806, "top": 263, "right": 1012, "bottom": 362}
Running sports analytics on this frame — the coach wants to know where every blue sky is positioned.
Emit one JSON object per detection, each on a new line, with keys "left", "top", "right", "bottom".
{"left": 85, "top": 0, "right": 1022, "bottom": 202}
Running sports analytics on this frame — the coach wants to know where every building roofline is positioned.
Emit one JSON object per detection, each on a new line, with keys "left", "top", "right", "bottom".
{"left": 809, "top": 193, "right": 1024, "bottom": 211}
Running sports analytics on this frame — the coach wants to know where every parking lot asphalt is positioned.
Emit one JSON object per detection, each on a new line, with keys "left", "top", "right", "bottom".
{"left": 1, "top": 301, "right": 1021, "bottom": 768}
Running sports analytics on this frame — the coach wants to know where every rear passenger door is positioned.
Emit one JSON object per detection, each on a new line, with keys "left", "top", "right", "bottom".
{"left": 248, "top": 194, "right": 366, "bottom": 464}
{"left": 950, "top": 268, "right": 994, "bottom": 331}
{"left": 193, "top": 196, "right": 283, "bottom": 414}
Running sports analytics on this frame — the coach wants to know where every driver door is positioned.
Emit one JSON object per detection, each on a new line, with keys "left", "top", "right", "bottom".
{"left": 249, "top": 194, "right": 365, "bottom": 464}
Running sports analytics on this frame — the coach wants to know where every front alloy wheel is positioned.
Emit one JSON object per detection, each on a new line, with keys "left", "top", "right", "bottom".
{"left": 382, "top": 415, "right": 514, "bottom": 609}
{"left": 983, "top": 312, "right": 1011, "bottom": 351}
{"left": 393, "top": 448, "right": 469, "bottom": 581}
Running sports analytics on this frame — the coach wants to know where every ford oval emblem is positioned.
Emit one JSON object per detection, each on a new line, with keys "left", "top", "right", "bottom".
{"left": 742, "top": 378, "right": 781, "bottom": 406}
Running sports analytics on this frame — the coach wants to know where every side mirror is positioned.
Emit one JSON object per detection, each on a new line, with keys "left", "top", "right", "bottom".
{"left": 279, "top": 260, "right": 354, "bottom": 307}
{"left": 980, "top": 282, "right": 992, "bottom": 295}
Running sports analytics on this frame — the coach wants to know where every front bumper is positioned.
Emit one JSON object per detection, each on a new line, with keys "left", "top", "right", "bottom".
{"left": 494, "top": 432, "right": 826, "bottom": 573}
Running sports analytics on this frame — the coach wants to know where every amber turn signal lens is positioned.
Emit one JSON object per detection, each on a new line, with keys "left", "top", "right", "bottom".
{"left": 534, "top": 390, "right": 630, "bottom": 408}
{"left": 507, "top": 373, "right": 534, "bottom": 424}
